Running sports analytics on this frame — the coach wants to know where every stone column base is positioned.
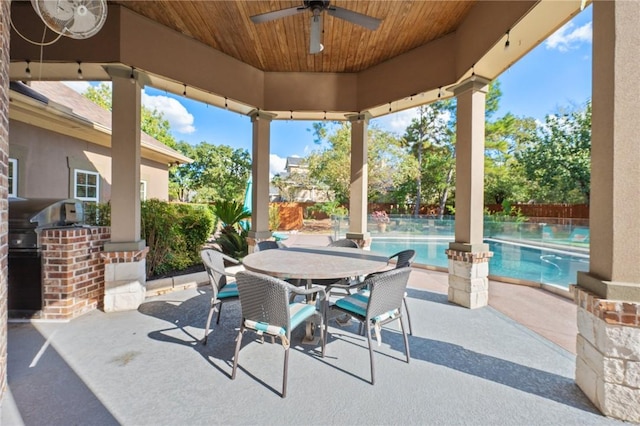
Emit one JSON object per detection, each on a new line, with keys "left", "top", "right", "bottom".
{"left": 247, "top": 231, "right": 273, "bottom": 254}
{"left": 445, "top": 249, "right": 493, "bottom": 309}
{"left": 345, "top": 232, "right": 371, "bottom": 249}
{"left": 101, "top": 248, "right": 149, "bottom": 312}
{"left": 572, "top": 286, "right": 640, "bottom": 423}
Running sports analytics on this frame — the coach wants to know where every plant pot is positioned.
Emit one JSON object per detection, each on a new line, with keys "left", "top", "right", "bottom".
{"left": 377, "top": 223, "right": 387, "bottom": 233}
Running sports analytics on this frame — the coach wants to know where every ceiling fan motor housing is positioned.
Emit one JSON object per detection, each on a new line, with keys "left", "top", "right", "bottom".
{"left": 304, "top": 0, "right": 331, "bottom": 13}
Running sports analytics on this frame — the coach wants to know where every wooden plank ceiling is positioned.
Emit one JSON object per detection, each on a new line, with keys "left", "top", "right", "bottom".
{"left": 110, "top": 1, "right": 475, "bottom": 73}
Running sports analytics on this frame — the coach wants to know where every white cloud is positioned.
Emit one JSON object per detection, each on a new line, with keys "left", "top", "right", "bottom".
{"left": 142, "top": 93, "right": 196, "bottom": 134}
{"left": 545, "top": 21, "right": 592, "bottom": 52}
{"left": 62, "top": 81, "right": 92, "bottom": 93}
{"left": 373, "top": 108, "right": 420, "bottom": 134}
{"left": 270, "top": 154, "right": 287, "bottom": 177}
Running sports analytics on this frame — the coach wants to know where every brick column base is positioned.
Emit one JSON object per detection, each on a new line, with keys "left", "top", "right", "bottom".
{"left": 41, "top": 227, "right": 110, "bottom": 320}
{"left": 101, "top": 248, "right": 149, "bottom": 312}
{"left": 572, "top": 286, "right": 640, "bottom": 422}
{"left": 445, "top": 249, "right": 493, "bottom": 309}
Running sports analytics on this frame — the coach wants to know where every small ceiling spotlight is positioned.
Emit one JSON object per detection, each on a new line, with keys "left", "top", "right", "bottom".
{"left": 129, "top": 66, "right": 135, "bottom": 84}
{"left": 77, "top": 61, "right": 83, "bottom": 79}
{"left": 323, "top": 111, "right": 327, "bottom": 120}
{"left": 25, "top": 60, "right": 31, "bottom": 79}
{"left": 504, "top": 30, "right": 511, "bottom": 51}
{"left": 224, "top": 97, "right": 228, "bottom": 109}
{"left": 183, "top": 84, "right": 187, "bottom": 97}
{"left": 438, "top": 87, "right": 443, "bottom": 98}
{"left": 388, "top": 102, "right": 392, "bottom": 113}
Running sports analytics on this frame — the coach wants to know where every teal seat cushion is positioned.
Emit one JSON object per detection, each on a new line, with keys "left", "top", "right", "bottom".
{"left": 335, "top": 290, "right": 399, "bottom": 323}
{"left": 244, "top": 302, "right": 316, "bottom": 336}
{"left": 218, "top": 282, "right": 238, "bottom": 299}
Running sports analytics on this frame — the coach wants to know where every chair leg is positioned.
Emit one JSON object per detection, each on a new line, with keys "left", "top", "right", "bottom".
{"left": 399, "top": 317, "right": 411, "bottom": 363}
{"left": 365, "top": 323, "right": 375, "bottom": 385}
{"left": 321, "top": 302, "right": 327, "bottom": 357}
{"left": 231, "top": 328, "right": 244, "bottom": 380}
{"left": 216, "top": 302, "right": 223, "bottom": 324}
{"left": 403, "top": 296, "right": 413, "bottom": 335}
{"left": 282, "top": 346, "right": 289, "bottom": 398}
{"left": 203, "top": 303, "right": 215, "bottom": 345}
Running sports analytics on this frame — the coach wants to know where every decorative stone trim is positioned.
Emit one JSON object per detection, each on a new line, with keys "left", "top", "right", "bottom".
{"left": 572, "top": 285, "right": 640, "bottom": 328}
{"left": 446, "top": 249, "right": 493, "bottom": 309}
{"left": 445, "top": 249, "right": 493, "bottom": 263}
{"left": 573, "top": 285, "right": 640, "bottom": 422}
{"left": 100, "top": 247, "right": 149, "bottom": 263}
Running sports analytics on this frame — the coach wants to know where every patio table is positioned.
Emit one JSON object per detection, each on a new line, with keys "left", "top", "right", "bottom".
{"left": 242, "top": 245, "right": 389, "bottom": 342}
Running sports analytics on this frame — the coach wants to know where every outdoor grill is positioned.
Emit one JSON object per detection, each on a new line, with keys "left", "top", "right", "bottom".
{"left": 8, "top": 198, "right": 84, "bottom": 314}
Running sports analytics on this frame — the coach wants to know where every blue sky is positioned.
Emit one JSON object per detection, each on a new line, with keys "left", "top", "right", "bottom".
{"left": 66, "top": 6, "right": 592, "bottom": 177}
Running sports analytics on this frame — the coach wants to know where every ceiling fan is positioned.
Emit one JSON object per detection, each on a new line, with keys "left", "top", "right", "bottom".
{"left": 250, "top": 0, "right": 381, "bottom": 54}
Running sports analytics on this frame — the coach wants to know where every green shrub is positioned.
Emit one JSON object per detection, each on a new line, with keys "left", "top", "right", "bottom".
{"left": 82, "top": 199, "right": 215, "bottom": 277}
{"left": 84, "top": 202, "right": 111, "bottom": 226}
{"left": 173, "top": 203, "right": 215, "bottom": 264}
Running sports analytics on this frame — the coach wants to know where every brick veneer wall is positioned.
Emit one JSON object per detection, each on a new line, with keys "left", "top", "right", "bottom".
{"left": 0, "top": 0, "right": 10, "bottom": 401}
{"left": 40, "top": 227, "right": 111, "bottom": 320}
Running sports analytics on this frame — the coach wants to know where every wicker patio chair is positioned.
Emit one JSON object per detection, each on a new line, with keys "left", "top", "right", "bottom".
{"left": 329, "top": 238, "right": 359, "bottom": 248}
{"left": 366, "top": 249, "right": 416, "bottom": 335}
{"left": 312, "top": 238, "right": 361, "bottom": 295}
{"left": 232, "top": 270, "right": 327, "bottom": 398}
{"left": 328, "top": 267, "right": 411, "bottom": 385}
{"left": 256, "top": 240, "right": 280, "bottom": 251}
{"left": 200, "top": 249, "right": 241, "bottom": 345}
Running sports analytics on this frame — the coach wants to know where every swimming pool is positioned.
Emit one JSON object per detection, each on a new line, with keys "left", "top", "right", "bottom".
{"left": 369, "top": 237, "right": 589, "bottom": 289}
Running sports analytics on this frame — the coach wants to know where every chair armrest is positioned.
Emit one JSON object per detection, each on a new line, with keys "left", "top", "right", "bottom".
{"left": 289, "top": 284, "right": 326, "bottom": 299}
{"left": 221, "top": 253, "right": 241, "bottom": 265}
{"left": 206, "top": 264, "right": 237, "bottom": 278}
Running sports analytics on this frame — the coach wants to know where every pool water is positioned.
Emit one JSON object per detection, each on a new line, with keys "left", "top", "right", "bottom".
{"left": 369, "top": 238, "right": 589, "bottom": 289}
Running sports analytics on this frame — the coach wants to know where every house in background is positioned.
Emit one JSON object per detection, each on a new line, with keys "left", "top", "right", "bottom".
{"left": 272, "top": 156, "right": 332, "bottom": 202}
{"left": 8, "top": 81, "right": 191, "bottom": 204}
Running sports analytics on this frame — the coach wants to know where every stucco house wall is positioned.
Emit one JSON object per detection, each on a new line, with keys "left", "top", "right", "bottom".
{"left": 9, "top": 120, "right": 170, "bottom": 201}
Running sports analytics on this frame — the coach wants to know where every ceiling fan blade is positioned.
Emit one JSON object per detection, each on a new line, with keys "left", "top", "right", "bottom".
{"left": 309, "top": 14, "right": 323, "bottom": 54}
{"left": 327, "top": 6, "right": 381, "bottom": 30}
{"left": 250, "top": 6, "right": 304, "bottom": 24}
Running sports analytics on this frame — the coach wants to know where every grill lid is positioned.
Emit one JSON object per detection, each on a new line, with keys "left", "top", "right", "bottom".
{"left": 9, "top": 198, "right": 84, "bottom": 229}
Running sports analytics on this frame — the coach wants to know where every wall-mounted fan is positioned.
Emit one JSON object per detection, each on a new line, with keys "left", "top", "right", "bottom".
{"left": 250, "top": 0, "right": 381, "bottom": 54}
{"left": 31, "top": 0, "right": 107, "bottom": 39}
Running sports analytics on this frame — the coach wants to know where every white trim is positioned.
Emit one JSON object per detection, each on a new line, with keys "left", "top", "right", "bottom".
{"left": 74, "top": 169, "right": 100, "bottom": 202}
{"left": 140, "top": 180, "right": 147, "bottom": 201}
{"left": 8, "top": 158, "right": 18, "bottom": 197}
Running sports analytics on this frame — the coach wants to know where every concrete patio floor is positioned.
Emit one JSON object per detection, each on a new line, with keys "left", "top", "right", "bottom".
{"left": 2, "top": 235, "right": 621, "bottom": 425}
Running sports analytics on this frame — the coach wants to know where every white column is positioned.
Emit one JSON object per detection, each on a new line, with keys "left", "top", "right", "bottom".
{"left": 574, "top": 1, "right": 640, "bottom": 422}
{"left": 102, "top": 68, "right": 147, "bottom": 312}
{"left": 247, "top": 110, "right": 275, "bottom": 250}
{"left": 446, "top": 76, "right": 492, "bottom": 309}
{"left": 107, "top": 71, "right": 144, "bottom": 249}
{"left": 346, "top": 113, "right": 371, "bottom": 246}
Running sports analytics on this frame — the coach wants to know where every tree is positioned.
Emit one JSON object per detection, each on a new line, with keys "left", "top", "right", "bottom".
{"left": 84, "top": 83, "right": 177, "bottom": 149}
{"left": 181, "top": 142, "right": 251, "bottom": 203}
{"left": 516, "top": 101, "right": 591, "bottom": 203}
{"left": 484, "top": 113, "right": 537, "bottom": 204}
{"left": 402, "top": 101, "right": 455, "bottom": 217}
{"left": 306, "top": 122, "right": 410, "bottom": 205}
